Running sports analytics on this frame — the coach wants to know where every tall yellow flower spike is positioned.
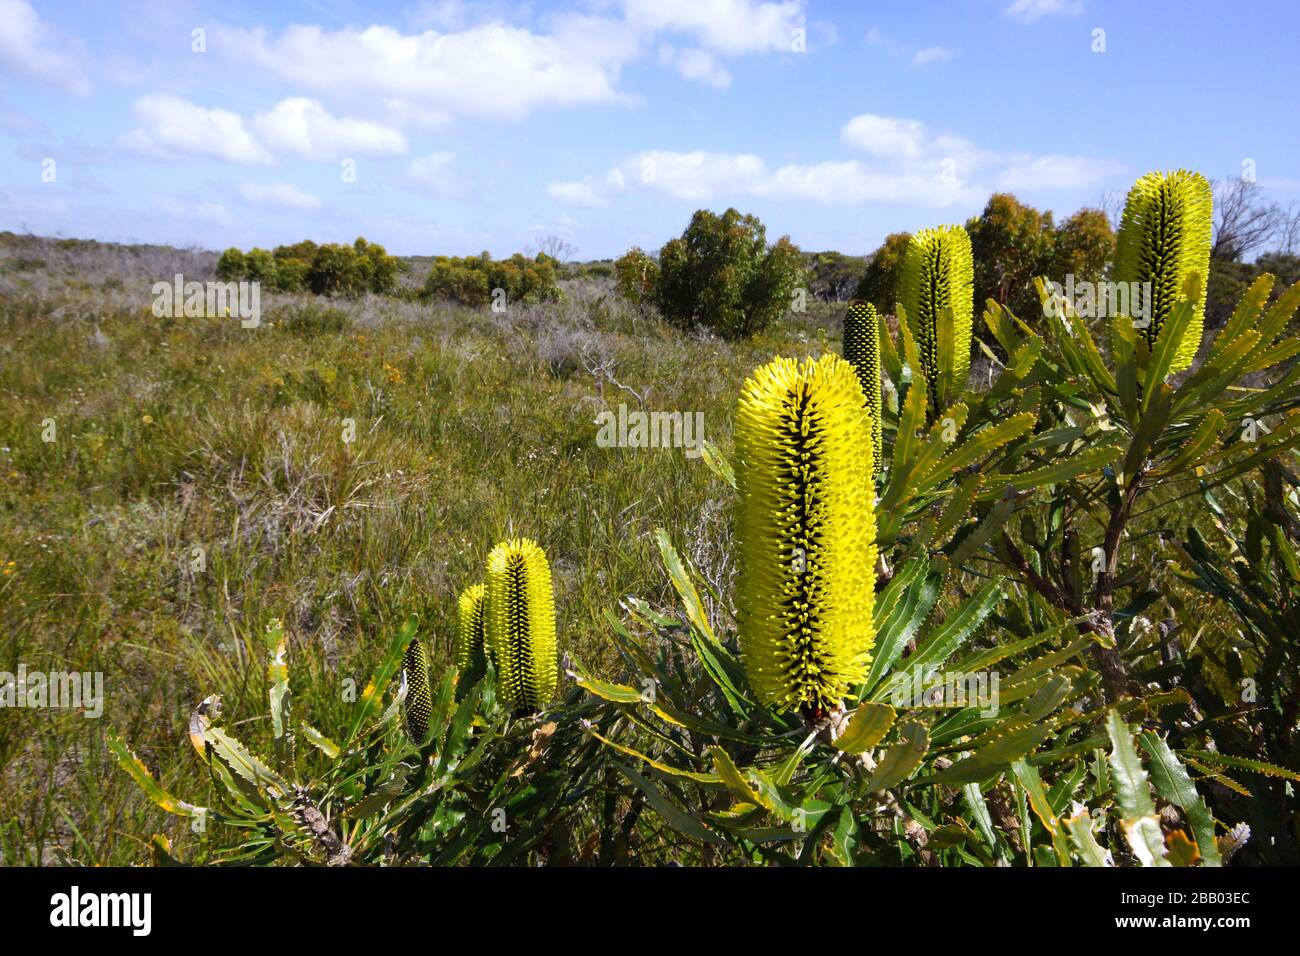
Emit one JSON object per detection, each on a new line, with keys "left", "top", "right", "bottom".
{"left": 1114, "top": 169, "right": 1213, "bottom": 374}
{"left": 485, "top": 538, "right": 558, "bottom": 710}
{"left": 402, "top": 637, "right": 432, "bottom": 744}
{"left": 456, "top": 583, "right": 488, "bottom": 673}
{"left": 734, "top": 355, "right": 878, "bottom": 714}
{"left": 898, "top": 224, "right": 974, "bottom": 409}
{"left": 842, "top": 299, "right": 884, "bottom": 476}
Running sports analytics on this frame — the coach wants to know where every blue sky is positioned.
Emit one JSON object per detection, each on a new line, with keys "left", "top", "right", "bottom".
{"left": 1, "top": 0, "right": 1297, "bottom": 258}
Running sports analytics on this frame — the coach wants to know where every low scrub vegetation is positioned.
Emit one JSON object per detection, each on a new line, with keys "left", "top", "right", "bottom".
{"left": 420, "top": 251, "right": 562, "bottom": 307}
{"left": 3, "top": 166, "right": 1300, "bottom": 868}
{"left": 217, "top": 237, "right": 401, "bottom": 297}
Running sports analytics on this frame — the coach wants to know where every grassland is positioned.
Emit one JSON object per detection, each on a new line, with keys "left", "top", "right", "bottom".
{"left": 0, "top": 233, "right": 845, "bottom": 864}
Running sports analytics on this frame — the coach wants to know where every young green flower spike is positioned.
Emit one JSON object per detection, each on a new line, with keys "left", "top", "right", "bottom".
{"left": 456, "top": 583, "right": 488, "bottom": 674}
{"left": 898, "top": 225, "right": 974, "bottom": 409}
{"left": 842, "top": 300, "right": 884, "bottom": 474}
{"left": 486, "top": 538, "right": 558, "bottom": 710}
{"left": 734, "top": 355, "right": 878, "bottom": 714}
{"left": 1114, "top": 169, "right": 1213, "bottom": 373}
{"left": 402, "top": 637, "right": 432, "bottom": 744}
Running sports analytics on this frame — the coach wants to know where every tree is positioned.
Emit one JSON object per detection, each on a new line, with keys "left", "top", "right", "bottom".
{"left": 966, "top": 193, "right": 1055, "bottom": 319}
{"left": 805, "top": 251, "right": 864, "bottom": 302}
{"left": 244, "top": 248, "right": 278, "bottom": 285}
{"left": 421, "top": 251, "right": 561, "bottom": 306}
{"left": 356, "top": 237, "right": 400, "bottom": 295}
{"left": 307, "top": 243, "right": 361, "bottom": 296}
{"left": 1206, "top": 252, "right": 1300, "bottom": 329}
{"left": 613, "top": 246, "right": 659, "bottom": 307}
{"left": 215, "top": 247, "right": 246, "bottom": 281}
{"left": 1050, "top": 207, "right": 1115, "bottom": 287}
{"left": 1213, "top": 178, "right": 1284, "bottom": 261}
{"left": 534, "top": 235, "right": 577, "bottom": 262}
{"left": 1280, "top": 202, "right": 1300, "bottom": 256}
{"left": 853, "top": 231, "right": 910, "bottom": 313}
{"left": 274, "top": 239, "right": 319, "bottom": 263}
{"left": 653, "top": 208, "right": 803, "bottom": 338}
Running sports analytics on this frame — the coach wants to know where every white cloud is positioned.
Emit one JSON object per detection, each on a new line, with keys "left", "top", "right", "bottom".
{"left": 404, "top": 151, "right": 464, "bottom": 198}
{"left": 623, "top": 0, "right": 804, "bottom": 55}
{"left": 660, "top": 45, "right": 732, "bottom": 88}
{"left": 911, "top": 46, "right": 953, "bottom": 67}
{"left": 547, "top": 179, "right": 609, "bottom": 208}
{"left": 1003, "top": 0, "right": 1084, "bottom": 23}
{"left": 156, "top": 195, "right": 233, "bottom": 227}
{"left": 237, "top": 181, "right": 322, "bottom": 209}
{"left": 552, "top": 113, "right": 1120, "bottom": 209}
{"left": 121, "top": 94, "right": 273, "bottom": 165}
{"left": 218, "top": 19, "right": 638, "bottom": 124}
{"left": 995, "top": 154, "right": 1124, "bottom": 190}
{"left": 547, "top": 168, "right": 626, "bottom": 208}
{"left": 841, "top": 115, "right": 929, "bottom": 160}
{"left": 551, "top": 150, "right": 975, "bottom": 208}
{"left": 252, "top": 98, "right": 408, "bottom": 161}
{"left": 864, "top": 28, "right": 955, "bottom": 68}
{"left": 0, "top": 0, "right": 91, "bottom": 94}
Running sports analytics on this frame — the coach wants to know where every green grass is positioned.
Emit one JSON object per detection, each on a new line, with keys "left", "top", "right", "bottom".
{"left": 0, "top": 239, "right": 838, "bottom": 864}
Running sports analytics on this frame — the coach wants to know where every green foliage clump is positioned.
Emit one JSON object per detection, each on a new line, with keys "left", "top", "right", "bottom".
{"left": 307, "top": 238, "right": 400, "bottom": 297}
{"left": 805, "top": 250, "right": 863, "bottom": 301}
{"left": 215, "top": 247, "right": 246, "bottom": 281}
{"left": 216, "top": 237, "right": 399, "bottom": 297}
{"left": 1206, "top": 252, "right": 1300, "bottom": 328}
{"left": 652, "top": 208, "right": 804, "bottom": 338}
{"left": 244, "top": 248, "right": 278, "bottom": 285}
{"left": 966, "top": 194, "right": 1055, "bottom": 320}
{"left": 966, "top": 194, "right": 1114, "bottom": 321}
{"left": 1050, "top": 208, "right": 1115, "bottom": 289}
{"left": 613, "top": 246, "right": 659, "bottom": 307}
{"left": 422, "top": 251, "right": 562, "bottom": 307}
{"left": 853, "top": 231, "right": 911, "bottom": 310}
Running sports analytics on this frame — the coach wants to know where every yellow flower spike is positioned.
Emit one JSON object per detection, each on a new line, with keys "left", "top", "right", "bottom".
{"left": 734, "top": 355, "right": 878, "bottom": 715}
{"left": 402, "top": 637, "right": 432, "bottom": 744}
{"left": 1114, "top": 169, "right": 1213, "bottom": 374}
{"left": 485, "top": 538, "right": 558, "bottom": 710}
{"left": 842, "top": 299, "right": 884, "bottom": 476}
{"left": 456, "top": 582, "right": 488, "bottom": 673}
{"left": 898, "top": 224, "right": 974, "bottom": 412}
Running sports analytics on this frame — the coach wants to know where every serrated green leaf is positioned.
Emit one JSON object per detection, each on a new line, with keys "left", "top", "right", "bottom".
{"left": 866, "top": 722, "right": 929, "bottom": 791}
{"left": 835, "top": 702, "right": 896, "bottom": 755}
{"left": 1139, "top": 732, "right": 1220, "bottom": 866}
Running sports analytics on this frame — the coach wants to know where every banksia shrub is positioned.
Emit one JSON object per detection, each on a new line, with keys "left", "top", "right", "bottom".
{"left": 486, "top": 539, "right": 558, "bottom": 711}
{"left": 842, "top": 300, "right": 884, "bottom": 474}
{"left": 1114, "top": 169, "right": 1213, "bottom": 373}
{"left": 734, "top": 355, "right": 878, "bottom": 714}
{"left": 402, "top": 637, "right": 432, "bottom": 744}
{"left": 456, "top": 583, "right": 488, "bottom": 674}
{"left": 898, "top": 225, "right": 974, "bottom": 408}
